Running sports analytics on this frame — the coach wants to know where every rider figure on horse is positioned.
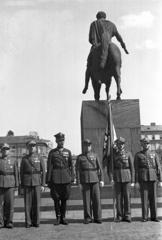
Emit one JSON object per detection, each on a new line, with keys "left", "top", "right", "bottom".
{"left": 83, "top": 11, "right": 127, "bottom": 94}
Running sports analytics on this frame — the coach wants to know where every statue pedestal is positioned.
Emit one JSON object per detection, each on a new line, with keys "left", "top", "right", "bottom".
{"left": 81, "top": 100, "right": 141, "bottom": 183}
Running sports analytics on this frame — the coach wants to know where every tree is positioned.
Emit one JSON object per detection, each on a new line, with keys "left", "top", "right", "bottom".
{"left": 7, "top": 130, "right": 14, "bottom": 136}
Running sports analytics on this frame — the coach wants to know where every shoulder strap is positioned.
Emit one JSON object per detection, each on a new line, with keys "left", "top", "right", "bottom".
{"left": 28, "top": 155, "right": 39, "bottom": 172}
{"left": 86, "top": 155, "right": 96, "bottom": 169}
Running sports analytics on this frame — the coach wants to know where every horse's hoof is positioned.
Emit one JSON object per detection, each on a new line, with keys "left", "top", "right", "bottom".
{"left": 107, "top": 95, "right": 111, "bottom": 101}
{"left": 116, "top": 96, "right": 121, "bottom": 100}
{"left": 82, "top": 88, "right": 87, "bottom": 94}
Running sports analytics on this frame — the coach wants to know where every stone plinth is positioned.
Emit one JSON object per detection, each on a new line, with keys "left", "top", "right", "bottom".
{"left": 81, "top": 100, "right": 141, "bottom": 182}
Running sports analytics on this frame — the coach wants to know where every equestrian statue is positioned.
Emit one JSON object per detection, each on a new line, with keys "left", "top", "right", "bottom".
{"left": 82, "top": 11, "right": 129, "bottom": 100}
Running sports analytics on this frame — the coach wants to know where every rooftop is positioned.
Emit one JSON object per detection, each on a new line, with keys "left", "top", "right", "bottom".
{"left": 141, "top": 123, "right": 162, "bottom": 131}
{"left": 0, "top": 131, "right": 52, "bottom": 147}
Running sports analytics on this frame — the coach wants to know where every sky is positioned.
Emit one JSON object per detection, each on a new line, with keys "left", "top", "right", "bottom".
{"left": 0, "top": 0, "right": 162, "bottom": 155}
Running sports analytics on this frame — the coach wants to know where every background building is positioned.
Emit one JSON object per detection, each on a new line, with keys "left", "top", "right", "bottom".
{"left": 0, "top": 131, "right": 53, "bottom": 195}
{"left": 141, "top": 123, "right": 162, "bottom": 164}
{"left": 0, "top": 131, "right": 53, "bottom": 171}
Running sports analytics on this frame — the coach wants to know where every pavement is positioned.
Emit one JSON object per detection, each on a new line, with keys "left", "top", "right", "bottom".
{"left": 0, "top": 186, "right": 162, "bottom": 240}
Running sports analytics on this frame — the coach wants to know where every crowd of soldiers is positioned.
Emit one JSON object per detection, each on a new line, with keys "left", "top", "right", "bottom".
{"left": 0, "top": 132, "right": 162, "bottom": 229}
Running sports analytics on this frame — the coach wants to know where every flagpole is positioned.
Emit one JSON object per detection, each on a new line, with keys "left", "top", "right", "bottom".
{"left": 108, "top": 101, "right": 116, "bottom": 222}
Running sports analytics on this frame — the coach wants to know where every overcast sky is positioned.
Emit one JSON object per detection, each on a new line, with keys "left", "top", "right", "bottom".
{"left": 0, "top": 0, "right": 161, "bottom": 154}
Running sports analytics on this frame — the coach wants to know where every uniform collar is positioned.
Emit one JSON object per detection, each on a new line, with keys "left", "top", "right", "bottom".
{"left": 142, "top": 149, "right": 150, "bottom": 154}
{"left": 85, "top": 151, "right": 92, "bottom": 156}
{"left": 28, "top": 152, "right": 36, "bottom": 157}
{"left": 57, "top": 147, "right": 64, "bottom": 152}
{"left": 118, "top": 149, "right": 125, "bottom": 155}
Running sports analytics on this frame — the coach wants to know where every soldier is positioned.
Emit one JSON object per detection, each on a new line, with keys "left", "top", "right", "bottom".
{"left": 20, "top": 140, "right": 45, "bottom": 228}
{"left": 76, "top": 139, "right": 104, "bottom": 224}
{"left": 0, "top": 143, "right": 19, "bottom": 229}
{"left": 134, "top": 137, "right": 162, "bottom": 222}
{"left": 46, "top": 132, "right": 74, "bottom": 225}
{"left": 109, "top": 137, "right": 134, "bottom": 223}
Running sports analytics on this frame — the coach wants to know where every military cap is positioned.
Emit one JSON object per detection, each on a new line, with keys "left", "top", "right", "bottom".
{"left": 54, "top": 132, "right": 65, "bottom": 140}
{"left": 140, "top": 137, "right": 150, "bottom": 144}
{"left": 96, "top": 11, "right": 106, "bottom": 19}
{"left": 26, "top": 140, "right": 37, "bottom": 146}
{"left": 115, "top": 137, "right": 126, "bottom": 144}
{"left": 82, "top": 139, "right": 92, "bottom": 144}
{"left": 1, "top": 143, "right": 10, "bottom": 150}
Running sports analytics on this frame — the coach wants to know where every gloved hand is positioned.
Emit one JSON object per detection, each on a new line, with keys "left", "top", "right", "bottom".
{"left": 131, "top": 183, "right": 135, "bottom": 187}
{"left": 100, "top": 181, "right": 104, "bottom": 187}
{"left": 110, "top": 180, "right": 115, "bottom": 188}
{"left": 158, "top": 181, "right": 162, "bottom": 187}
{"left": 100, "top": 63, "right": 105, "bottom": 69}
{"left": 78, "top": 184, "right": 83, "bottom": 191}
{"left": 135, "top": 182, "right": 140, "bottom": 189}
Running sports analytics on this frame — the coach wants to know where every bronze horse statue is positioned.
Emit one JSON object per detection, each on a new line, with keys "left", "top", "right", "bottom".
{"left": 82, "top": 31, "right": 125, "bottom": 100}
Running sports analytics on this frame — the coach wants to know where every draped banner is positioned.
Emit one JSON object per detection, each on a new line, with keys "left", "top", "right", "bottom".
{"left": 102, "top": 101, "right": 117, "bottom": 221}
{"left": 103, "top": 102, "right": 117, "bottom": 176}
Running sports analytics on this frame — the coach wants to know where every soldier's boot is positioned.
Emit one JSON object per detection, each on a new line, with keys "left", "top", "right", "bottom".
{"left": 60, "top": 217, "right": 69, "bottom": 225}
{"left": 54, "top": 216, "right": 61, "bottom": 226}
{"left": 60, "top": 201, "right": 69, "bottom": 225}
{"left": 54, "top": 201, "right": 61, "bottom": 226}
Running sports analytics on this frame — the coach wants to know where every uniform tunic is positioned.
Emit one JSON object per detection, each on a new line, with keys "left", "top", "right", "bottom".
{"left": 134, "top": 150, "right": 162, "bottom": 220}
{"left": 20, "top": 152, "right": 45, "bottom": 226}
{"left": 46, "top": 147, "right": 74, "bottom": 218}
{"left": 0, "top": 156, "right": 19, "bottom": 227}
{"left": 76, "top": 152, "right": 104, "bottom": 221}
{"left": 110, "top": 150, "right": 134, "bottom": 220}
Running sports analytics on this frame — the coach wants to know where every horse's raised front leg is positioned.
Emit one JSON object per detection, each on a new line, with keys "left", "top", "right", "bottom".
{"left": 82, "top": 67, "right": 90, "bottom": 94}
{"left": 114, "top": 66, "right": 122, "bottom": 100}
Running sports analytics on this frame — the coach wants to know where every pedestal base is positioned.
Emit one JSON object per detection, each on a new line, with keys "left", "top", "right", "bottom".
{"left": 81, "top": 100, "right": 141, "bottom": 183}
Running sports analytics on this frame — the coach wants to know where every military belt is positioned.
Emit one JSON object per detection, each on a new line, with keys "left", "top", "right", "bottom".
{"left": 81, "top": 168, "right": 97, "bottom": 171}
{"left": 139, "top": 167, "right": 156, "bottom": 169}
{"left": 54, "top": 166, "right": 68, "bottom": 169}
{"left": 25, "top": 171, "right": 41, "bottom": 175}
{"left": 115, "top": 167, "right": 130, "bottom": 170}
{"left": 0, "top": 171, "right": 14, "bottom": 175}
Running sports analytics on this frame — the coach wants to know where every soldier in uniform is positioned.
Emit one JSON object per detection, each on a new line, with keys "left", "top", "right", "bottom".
{"left": 109, "top": 137, "right": 134, "bottom": 223}
{"left": 76, "top": 139, "right": 104, "bottom": 224}
{"left": 134, "top": 137, "right": 162, "bottom": 222}
{"left": 20, "top": 140, "right": 45, "bottom": 228}
{"left": 0, "top": 143, "right": 19, "bottom": 229}
{"left": 46, "top": 132, "right": 74, "bottom": 225}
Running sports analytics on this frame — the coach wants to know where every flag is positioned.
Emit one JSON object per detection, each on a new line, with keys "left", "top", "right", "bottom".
{"left": 102, "top": 102, "right": 117, "bottom": 221}
{"left": 102, "top": 102, "right": 117, "bottom": 177}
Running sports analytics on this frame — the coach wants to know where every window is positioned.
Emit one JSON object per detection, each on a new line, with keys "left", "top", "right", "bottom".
{"left": 150, "top": 144, "right": 156, "bottom": 150}
{"left": 152, "top": 135, "right": 155, "bottom": 140}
